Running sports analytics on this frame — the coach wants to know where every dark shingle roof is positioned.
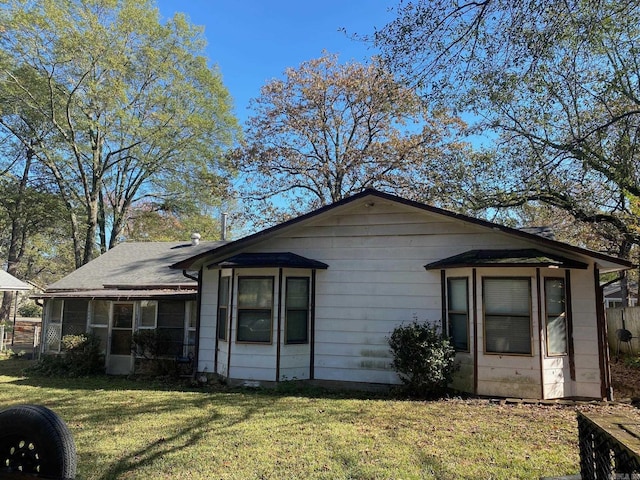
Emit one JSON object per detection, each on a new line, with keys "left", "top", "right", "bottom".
{"left": 424, "top": 249, "right": 589, "bottom": 270}
{"left": 47, "top": 241, "right": 227, "bottom": 291}
{"left": 209, "top": 252, "right": 329, "bottom": 269}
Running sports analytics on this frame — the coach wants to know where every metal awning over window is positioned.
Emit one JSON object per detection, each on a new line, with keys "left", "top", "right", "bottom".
{"left": 424, "top": 249, "right": 588, "bottom": 270}
{"left": 208, "top": 252, "right": 329, "bottom": 269}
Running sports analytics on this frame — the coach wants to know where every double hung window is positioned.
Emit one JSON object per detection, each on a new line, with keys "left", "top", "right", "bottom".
{"left": 483, "top": 277, "right": 532, "bottom": 355}
{"left": 545, "top": 278, "right": 567, "bottom": 355}
{"left": 447, "top": 278, "right": 469, "bottom": 351}
{"left": 237, "top": 277, "right": 273, "bottom": 343}
{"left": 285, "top": 277, "right": 310, "bottom": 344}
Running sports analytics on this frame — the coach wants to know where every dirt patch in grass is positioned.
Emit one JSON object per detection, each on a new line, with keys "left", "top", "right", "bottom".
{"left": 611, "top": 357, "right": 640, "bottom": 400}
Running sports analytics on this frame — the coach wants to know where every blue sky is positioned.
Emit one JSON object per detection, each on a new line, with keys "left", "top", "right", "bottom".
{"left": 155, "top": 1, "right": 397, "bottom": 124}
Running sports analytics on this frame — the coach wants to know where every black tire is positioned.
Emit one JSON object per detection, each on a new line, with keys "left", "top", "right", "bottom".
{"left": 0, "top": 404, "right": 77, "bottom": 479}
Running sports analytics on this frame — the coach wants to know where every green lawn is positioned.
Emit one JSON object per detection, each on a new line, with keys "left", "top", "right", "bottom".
{"left": 0, "top": 356, "right": 634, "bottom": 480}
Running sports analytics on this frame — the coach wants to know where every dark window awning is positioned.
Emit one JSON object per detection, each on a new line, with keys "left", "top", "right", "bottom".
{"left": 208, "top": 252, "right": 329, "bottom": 270}
{"left": 424, "top": 249, "right": 588, "bottom": 270}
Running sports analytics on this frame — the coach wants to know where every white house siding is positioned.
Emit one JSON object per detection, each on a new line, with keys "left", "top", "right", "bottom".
{"left": 196, "top": 199, "right": 606, "bottom": 398}
{"left": 567, "top": 267, "right": 603, "bottom": 398}
{"left": 248, "top": 201, "right": 540, "bottom": 387}
{"left": 199, "top": 267, "right": 219, "bottom": 374}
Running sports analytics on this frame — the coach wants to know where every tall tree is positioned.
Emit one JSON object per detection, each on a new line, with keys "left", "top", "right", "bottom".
{"left": 0, "top": 0, "right": 240, "bottom": 267}
{"left": 372, "top": 0, "right": 640, "bottom": 261}
{"left": 232, "top": 53, "right": 470, "bottom": 224}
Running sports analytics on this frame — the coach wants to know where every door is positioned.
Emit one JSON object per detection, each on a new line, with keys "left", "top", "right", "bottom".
{"left": 107, "top": 302, "right": 134, "bottom": 374}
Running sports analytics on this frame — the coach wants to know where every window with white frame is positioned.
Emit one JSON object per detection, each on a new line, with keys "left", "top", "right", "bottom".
{"left": 237, "top": 276, "right": 273, "bottom": 343}
{"left": 447, "top": 277, "right": 469, "bottom": 351}
{"left": 139, "top": 300, "right": 157, "bottom": 329}
{"left": 285, "top": 277, "right": 310, "bottom": 344}
{"left": 483, "top": 277, "right": 532, "bottom": 355}
{"left": 545, "top": 278, "right": 568, "bottom": 355}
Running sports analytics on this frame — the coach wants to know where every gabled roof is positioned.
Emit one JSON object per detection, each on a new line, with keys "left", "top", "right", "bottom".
{"left": 47, "top": 240, "right": 227, "bottom": 292}
{"left": 424, "top": 249, "right": 589, "bottom": 270}
{"left": 171, "top": 189, "right": 633, "bottom": 273}
{"left": 0, "top": 270, "right": 31, "bottom": 291}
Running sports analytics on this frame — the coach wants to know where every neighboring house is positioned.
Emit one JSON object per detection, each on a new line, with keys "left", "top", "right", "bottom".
{"left": 603, "top": 281, "right": 638, "bottom": 309}
{"left": 39, "top": 239, "right": 225, "bottom": 374}
{"left": 40, "top": 189, "right": 632, "bottom": 399}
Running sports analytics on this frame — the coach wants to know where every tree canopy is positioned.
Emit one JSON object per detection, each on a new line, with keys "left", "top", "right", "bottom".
{"left": 233, "top": 53, "right": 471, "bottom": 224}
{"left": 0, "top": 0, "right": 240, "bottom": 268}
{"left": 372, "top": 0, "right": 640, "bottom": 259}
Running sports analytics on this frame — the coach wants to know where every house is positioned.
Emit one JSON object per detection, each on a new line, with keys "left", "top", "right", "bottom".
{"left": 39, "top": 238, "right": 225, "bottom": 374}
{"left": 603, "top": 280, "right": 638, "bottom": 309}
{"left": 40, "top": 189, "right": 632, "bottom": 399}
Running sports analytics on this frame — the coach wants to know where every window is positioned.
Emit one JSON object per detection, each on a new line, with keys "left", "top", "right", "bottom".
{"left": 483, "top": 278, "right": 532, "bottom": 355}
{"left": 447, "top": 277, "right": 469, "bottom": 351}
{"left": 237, "top": 277, "right": 273, "bottom": 343}
{"left": 285, "top": 277, "right": 309, "bottom": 344}
{"left": 545, "top": 278, "right": 567, "bottom": 355}
{"left": 217, "top": 276, "right": 230, "bottom": 341}
{"left": 139, "top": 301, "right": 157, "bottom": 329}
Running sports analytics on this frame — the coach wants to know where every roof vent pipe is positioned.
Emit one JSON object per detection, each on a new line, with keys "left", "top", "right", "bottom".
{"left": 190, "top": 232, "right": 201, "bottom": 246}
{"left": 221, "top": 213, "right": 228, "bottom": 241}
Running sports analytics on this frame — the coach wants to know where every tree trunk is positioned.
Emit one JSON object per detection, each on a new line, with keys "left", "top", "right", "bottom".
{"left": 0, "top": 147, "right": 32, "bottom": 321}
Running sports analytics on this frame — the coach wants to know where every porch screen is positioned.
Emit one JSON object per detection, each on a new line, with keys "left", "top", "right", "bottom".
{"left": 483, "top": 278, "right": 532, "bottom": 355}
{"left": 157, "top": 301, "right": 185, "bottom": 356}
{"left": 62, "top": 299, "right": 88, "bottom": 337}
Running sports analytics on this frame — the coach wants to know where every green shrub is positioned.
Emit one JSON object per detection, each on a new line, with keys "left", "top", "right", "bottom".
{"left": 388, "top": 320, "right": 457, "bottom": 398}
{"left": 17, "top": 301, "right": 42, "bottom": 318}
{"left": 28, "top": 334, "right": 104, "bottom": 377}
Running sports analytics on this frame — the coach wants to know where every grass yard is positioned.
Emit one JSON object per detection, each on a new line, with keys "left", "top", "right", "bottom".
{"left": 0, "top": 356, "right": 636, "bottom": 480}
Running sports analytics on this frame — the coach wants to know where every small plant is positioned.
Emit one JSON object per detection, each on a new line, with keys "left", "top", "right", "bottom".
{"left": 28, "top": 334, "right": 104, "bottom": 377}
{"left": 18, "top": 301, "right": 42, "bottom": 318}
{"left": 388, "top": 319, "right": 457, "bottom": 398}
{"left": 623, "top": 354, "right": 640, "bottom": 369}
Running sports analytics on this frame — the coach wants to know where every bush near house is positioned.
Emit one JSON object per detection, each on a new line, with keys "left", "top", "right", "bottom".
{"left": 388, "top": 320, "right": 457, "bottom": 398}
{"left": 17, "top": 301, "right": 42, "bottom": 318}
{"left": 28, "top": 334, "right": 104, "bottom": 377}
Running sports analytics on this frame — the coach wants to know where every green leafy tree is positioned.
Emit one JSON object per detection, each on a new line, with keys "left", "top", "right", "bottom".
{"left": 372, "top": 0, "right": 640, "bottom": 264}
{"left": 0, "top": 0, "right": 240, "bottom": 267}
{"left": 232, "top": 53, "right": 471, "bottom": 224}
